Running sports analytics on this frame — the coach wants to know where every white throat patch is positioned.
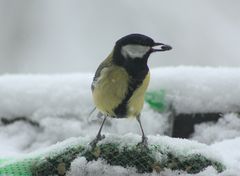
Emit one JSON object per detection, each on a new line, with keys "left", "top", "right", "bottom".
{"left": 121, "top": 44, "right": 150, "bottom": 59}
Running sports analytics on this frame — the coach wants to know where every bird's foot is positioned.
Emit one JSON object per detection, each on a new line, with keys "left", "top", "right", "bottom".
{"left": 89, "top": 134, "right": 105, "bottom": 148}
{"left": 137, "top": 136, "right": 148, "bottom": 148}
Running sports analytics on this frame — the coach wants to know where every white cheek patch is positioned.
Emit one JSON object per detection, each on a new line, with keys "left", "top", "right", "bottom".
{"left": 121, "top": 44, "right": 150, "bottom": 59}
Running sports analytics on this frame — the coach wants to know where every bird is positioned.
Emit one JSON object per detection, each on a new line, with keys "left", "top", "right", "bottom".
{"left": 90, "top": 34, "right": 172, "bottom": 147}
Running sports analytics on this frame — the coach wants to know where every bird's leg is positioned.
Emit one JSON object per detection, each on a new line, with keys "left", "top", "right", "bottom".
{"left": 136, "top": 115, "right": 148, "bottom": 147}
{"left": 90, "top": 115, "right": 107, "bottom": 147}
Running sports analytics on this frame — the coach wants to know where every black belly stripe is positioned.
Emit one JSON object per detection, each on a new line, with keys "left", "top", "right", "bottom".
{"left": 114, "top": 69, "right": 149, "bottom": 118}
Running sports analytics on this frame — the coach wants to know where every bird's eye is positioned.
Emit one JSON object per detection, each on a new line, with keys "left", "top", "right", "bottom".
{"left": 121, "top": 45, "right": 150, "bottom": 59}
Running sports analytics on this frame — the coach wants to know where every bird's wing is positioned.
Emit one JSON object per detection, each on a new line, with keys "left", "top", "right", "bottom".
{"left": 91, "top": 51, "right": 113, "bottom": 91}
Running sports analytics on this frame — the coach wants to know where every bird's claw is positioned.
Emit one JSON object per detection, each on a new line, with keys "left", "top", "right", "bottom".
{"left": 137, "top": 136, "right": 148, "bottom": 148}
{"left": 89, "top": 134, "right": 105, "bottom": 148}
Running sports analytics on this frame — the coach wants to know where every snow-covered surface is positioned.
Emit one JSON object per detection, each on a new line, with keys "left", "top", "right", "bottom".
{"left": 67, "top": 134, "right": 240, "bottom": 176}
{"left": 0, "top": 67, "right": 240, "bottom": 175}
{"left": 66, "top": 134, "right": 223, "bottom": 176}
{"left": 0, "top": 67, "right": 240, "bottom": 118}
{"left": 191, "top": 113, "right": 240, "bottom": 144}
{"left": 0, "top": 134, "right": 225, "bottom": 176}
{"left": 0, "top": 74, "right": 93, "bottom": 118}
{"left": 0, "top": 105, "right": 167, "bottom": 155}
{"left": 68, "top": 159, "right": 220, "bottom": 176}
{"left": 150, "top": 67, "right": 240, "bottom": 113}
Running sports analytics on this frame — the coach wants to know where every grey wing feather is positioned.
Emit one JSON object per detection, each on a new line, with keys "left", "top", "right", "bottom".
{"left": 91, "top": 52, "right": 113, "bottom": 91}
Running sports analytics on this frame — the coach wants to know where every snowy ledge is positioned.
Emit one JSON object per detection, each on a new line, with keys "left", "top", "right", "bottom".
{"left": 0, "top": 134, "right": 225, "bottom": 176}
{"left": 150, "top": 67, "right": 240, "bottom": 114}
{"left": 0, "top": 66, "right": 239, "bottom": 120}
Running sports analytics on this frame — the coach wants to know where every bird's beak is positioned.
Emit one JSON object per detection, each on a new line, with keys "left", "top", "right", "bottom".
{"left": 151, "top": 42, "right": 172, "bottom": 52}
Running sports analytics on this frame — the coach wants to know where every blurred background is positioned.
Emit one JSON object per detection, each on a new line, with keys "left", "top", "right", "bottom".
{"left": 0, "top": 0, "right": 239, "bottom": 74}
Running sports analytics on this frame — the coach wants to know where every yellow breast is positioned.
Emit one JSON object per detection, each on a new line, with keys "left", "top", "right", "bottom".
{"left": 127, "top": 72, "right": 150, "bottom": 117}
{"left": 92, "top": 66, "right": 129, "bottom": 116}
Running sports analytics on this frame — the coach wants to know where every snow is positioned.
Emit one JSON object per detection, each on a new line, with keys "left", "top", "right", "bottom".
{"left": 0, "top": 134, "right": 225, "bottom": 176}
{"left": 0, "top": 106, "right": 167, "bottom": 155}
{"left": 0, "top": 74, "right": 93, "bottom": 118}
{"left": 1, "top": 67, "right": 240, "bottom": 118}
{"left": 95, "top": 133, "right": 222, "bottom": 162}
{"left": 150, "top": 67, "right": 240, "bottom": 113}
{"left": 0, "top": 73, "right": 167, "bottom": 153}
{"left": 0, "top": 67, "right": 240, "bottom": 175}
{"left": 191, "top": 113, "right": 240, "bottom": 144}
{"left": 66, "top": 134, "right": 223, "bottom": 176}
{"left": 68, "top": 158, "right": 220, "bottom": 176}
{"left": 211, "top": 137, "right": 240, "bottom": 172}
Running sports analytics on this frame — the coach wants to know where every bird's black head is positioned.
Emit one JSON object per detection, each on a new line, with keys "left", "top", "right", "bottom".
{"left": 113, "top": 33, "right": 172, "bottom": 66}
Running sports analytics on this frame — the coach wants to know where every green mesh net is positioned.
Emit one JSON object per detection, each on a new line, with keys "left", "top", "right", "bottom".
{"left": 0, "top": 158, "right": 36, "bottom": 176}
{"left": 0, "top": 135, "right": 225, "bottom": 176}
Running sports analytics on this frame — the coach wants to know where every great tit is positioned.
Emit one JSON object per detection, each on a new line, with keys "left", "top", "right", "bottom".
{"left": 90, "top": 34, "right": 172, "bottom": 146}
